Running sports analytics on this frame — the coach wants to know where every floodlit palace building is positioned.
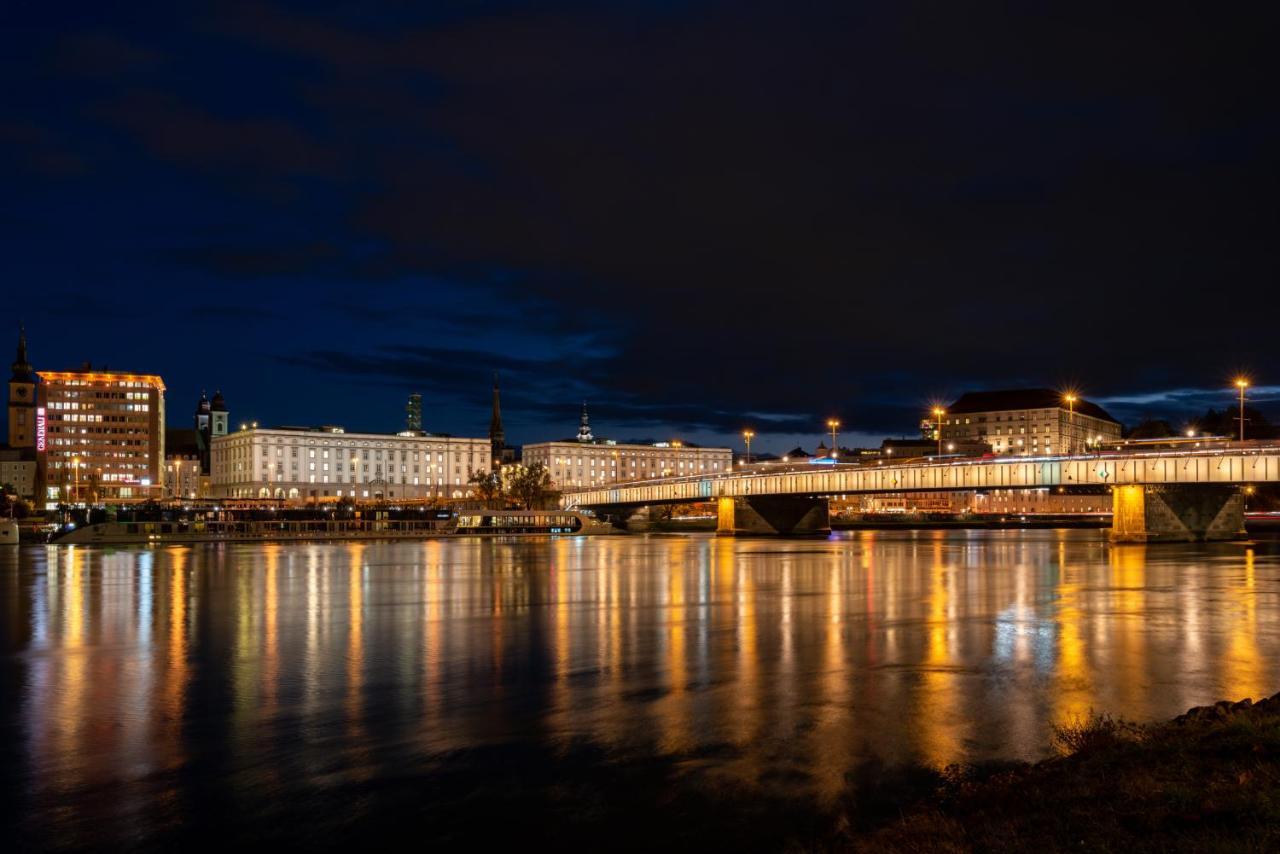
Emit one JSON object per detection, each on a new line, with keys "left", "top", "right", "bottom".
{"left": 521, "top": 404, "right": 733, "bottom": 489}
{"left": 211, "top": 425, "right": 492, "bottom": 501}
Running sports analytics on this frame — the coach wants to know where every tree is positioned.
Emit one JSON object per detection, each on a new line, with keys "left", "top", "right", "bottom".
{"left": 1125, "top": 419, "right": 1175, "bottom": 439}
{"left": 1197, "top": 406, "right": 1277, "bottom": 440}
{"left": 467, "top": 468, "right": 503, "bottom": 506}
{"left": 508, "top": 462, "right": 553, "bottom": 510}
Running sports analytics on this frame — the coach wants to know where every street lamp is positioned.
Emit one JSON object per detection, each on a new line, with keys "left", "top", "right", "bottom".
{"left": 1063, "top": 393, "right": 1077, "bottom": 454}
{"left": 71, "top": 456, "right": 80, "bottom": 505}
{"left": 826, "top": 419, "right": 840, "bottom": 459}
{"left": 1235, "top": 378, "right": 1249, "bottom": 442}
{"left": 742, "top": 429, "right": 755, "bottom": 466}
{"left": 932, "top": 408, "right": 945, "bottom": 457}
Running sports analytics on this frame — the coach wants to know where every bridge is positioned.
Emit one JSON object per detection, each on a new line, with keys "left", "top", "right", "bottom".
{"left": 561, "top": 443, "right": 1280, "bottom": 542}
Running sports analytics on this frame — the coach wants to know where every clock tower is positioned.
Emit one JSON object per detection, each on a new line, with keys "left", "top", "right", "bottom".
{"left": 8, "top": 324, "right": 38, "bottom": 448}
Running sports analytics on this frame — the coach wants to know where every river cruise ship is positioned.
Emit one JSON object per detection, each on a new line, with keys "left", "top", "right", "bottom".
{"left": 454, "top": 509, "right": 615, "bottom": 536}
{"left": 47, "top": 506, "right": 613, "bottom": 545}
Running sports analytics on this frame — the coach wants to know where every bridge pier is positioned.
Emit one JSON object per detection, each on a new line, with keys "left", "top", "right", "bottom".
{"left": 1110, "top": 485, "right": 1246, "bottom": 543}
{"left": 717, "top": 495, "right": 830, "bottom": 536}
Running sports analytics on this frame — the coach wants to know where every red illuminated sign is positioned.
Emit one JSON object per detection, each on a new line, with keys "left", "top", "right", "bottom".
{"left": 36, "top": 407, "right": 46, "bottom": 452}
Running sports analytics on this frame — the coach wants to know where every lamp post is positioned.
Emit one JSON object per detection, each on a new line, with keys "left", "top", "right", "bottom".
{"left": 932, "top": 408, "right": 945, "bottom": 457}
{"left": 71, "top": 456, "right": 80, "bottom": 505}
{"left": 1063, "top": 393, "right": 1077, "bottom": 454}
{"left": 1235, "top": 378, "right": 1249, "bottom": 442}
{"left": 826, "top": 419, "right": 840, "bottom": 459}
{"left": 742, "top": 429, "right": 755, "bottom": 466}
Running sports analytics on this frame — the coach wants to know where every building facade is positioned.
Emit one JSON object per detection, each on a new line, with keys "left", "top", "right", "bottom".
{"left": 523, "top": 439, "right": 733, "bottom": 488}
{"left": 37, "top": 368, "right": 166, "bottom": 505}
{"left": 939, "top": 389, "right": 1121, "bottom": 456}
{"left": 0, "top": 448, "right": 37, "bottom": 501}
{"left": 165, "top": 428, "right": 204, "bottom": 500}
{"left": 211, "top": 425, "right": 492, "bottom": 501}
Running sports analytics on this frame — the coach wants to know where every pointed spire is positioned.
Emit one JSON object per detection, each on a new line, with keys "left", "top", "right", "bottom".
{"left": 489, "top": 372, "right": 505, "bottom": 451}
{"left": 577, "top": 400, "right": 593, "bottom": 442}
{"left": 11, "top": 322, "right": 35, "bottom": 383}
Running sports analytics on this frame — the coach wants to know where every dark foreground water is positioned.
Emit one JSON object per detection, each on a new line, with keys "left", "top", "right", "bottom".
{"left": 3, "top": 531, "right": 1279, "bottom": 849}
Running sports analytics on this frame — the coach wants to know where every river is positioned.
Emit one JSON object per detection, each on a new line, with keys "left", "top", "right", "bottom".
{"left": 3, "top": 531, "right": 1278, "bottom": 848}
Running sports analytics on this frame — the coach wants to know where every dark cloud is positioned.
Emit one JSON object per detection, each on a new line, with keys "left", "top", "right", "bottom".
{"left": 3, "top": 1, "right": 1278, "bottom": 449}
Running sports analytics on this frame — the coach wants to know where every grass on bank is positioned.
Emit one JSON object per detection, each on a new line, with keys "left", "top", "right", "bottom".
{"left": 850, "top": 694, "right": 1280, "bottom": 853}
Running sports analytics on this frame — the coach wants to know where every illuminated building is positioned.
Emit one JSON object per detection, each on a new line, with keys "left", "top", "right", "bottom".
{"left": 939, "top": 389, "right": 1121, "bottom": 456}
{"left": 37, "top": 366, "right": 167, "bottom": 505}
{"left": 522, "top": 405, "right": 733, "bottom": 487}
{"left": 165, "top": 429, "right": 203, "bottom": 500}
{"left": 0, "top": 448, "right": 37, "bottom": 501}
{"left": 211, "top": 425, "right": 491, "bottom": 501}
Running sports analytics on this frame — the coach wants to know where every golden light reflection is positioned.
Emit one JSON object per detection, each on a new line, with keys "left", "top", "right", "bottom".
{"left": 53, "top": 547, "right": 87, "bottom": 789}
{"left": 1110, "top": 544, "right": 1149, "bottom": 718}
{"left": 347, "top": 542, "right": 366, "bottom": 735}
{"left": 18, "top": 531, "right": 1280, "bottom": 834}
{"left": 813, "top": 557, "right": 852, "bottom": 800}
{"left": 263, "top": 545, "right": 280, "bottom": 712}
{"left": 732, "top": 550, "right": 760, "bottom": 747}
{"left": 1223, "top": 547, "right": 1265, "bottom": 700}
{"left": 916, "top": 540, "right": 966, "bottom": 767}
{"left": 1053, "top": 545, "right": 1092, "bottom": 728}
{"left": 657, "top": 549, "right": 690, "bottom": 753}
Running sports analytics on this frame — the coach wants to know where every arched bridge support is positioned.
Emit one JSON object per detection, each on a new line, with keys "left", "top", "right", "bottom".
{"left": 717, "top": 495, "right": 829, "bottom": 536}
{"left": 1111, "top": 485, "right": 1246, "bottom": 543}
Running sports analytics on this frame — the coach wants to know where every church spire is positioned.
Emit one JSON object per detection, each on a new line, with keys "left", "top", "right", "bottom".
{"left": 488, "top": 373, "right": 505, "bottom": 467}
{"left": 577, "top": 400, "right": 593, "bottom": 442}
{"left": 11, "top": 322, "right": 34, "bottom": 383}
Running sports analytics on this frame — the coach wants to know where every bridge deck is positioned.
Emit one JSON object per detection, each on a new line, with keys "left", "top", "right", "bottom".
{"left": 563, "top": 446, "right": 1280, "bottom": 508}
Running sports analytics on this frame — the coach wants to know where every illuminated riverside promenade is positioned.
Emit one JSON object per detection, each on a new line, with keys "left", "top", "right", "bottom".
{"left": 563, "top": 442, "right": 1280, "bottom": 540}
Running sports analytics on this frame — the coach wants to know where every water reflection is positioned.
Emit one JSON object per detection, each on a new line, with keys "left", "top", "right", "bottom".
{"left": 4, "top": 531, "right": 1280, "bottom": 845}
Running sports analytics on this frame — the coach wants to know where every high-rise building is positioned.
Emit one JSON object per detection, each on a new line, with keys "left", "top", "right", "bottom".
{"left": 37, "top": 367, "right": 166, "bottom": 505}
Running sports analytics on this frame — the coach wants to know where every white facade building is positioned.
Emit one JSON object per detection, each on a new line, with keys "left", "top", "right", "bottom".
{"left": 212, "top": 426, "right": 491, "bottom": 501}
{"left": 522, "top": 440, "right": 733, "bottom": 489}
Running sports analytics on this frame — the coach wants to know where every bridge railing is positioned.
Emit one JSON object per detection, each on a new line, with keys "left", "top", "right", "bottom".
{"left": 561, "top": 444, "right": 1280, "bottom": 508}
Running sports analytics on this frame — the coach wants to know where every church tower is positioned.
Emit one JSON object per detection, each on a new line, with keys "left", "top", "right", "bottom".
{"left": 577, "top": 401, "right": 593, "bottom": 442}
{"left": 8, "top": 324, "right": 38, "bottom": 448}
{"left": 194, "top": 391, "right": 212, "bottom": 475}
{"left": 488, "top": 374, "right": 505, "bottom": 470}
{"left": 210, "top": 390, "right": 229, "bottom": 438}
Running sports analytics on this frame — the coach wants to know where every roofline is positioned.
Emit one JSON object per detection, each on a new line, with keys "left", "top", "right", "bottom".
{"left": 216, "top": 426, "right": 491, "bottom": 442}
{"left": 38, "top": 370, "right": 166, "bottom": 390}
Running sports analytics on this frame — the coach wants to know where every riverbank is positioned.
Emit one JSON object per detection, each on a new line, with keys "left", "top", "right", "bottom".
{"left": 849, "top": 692, "right": 1280, "bottom": 852}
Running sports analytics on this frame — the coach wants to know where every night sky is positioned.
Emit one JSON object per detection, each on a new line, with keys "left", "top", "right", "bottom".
{"left": 4, "top": 2, "right": 1278, "bottom": 452}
